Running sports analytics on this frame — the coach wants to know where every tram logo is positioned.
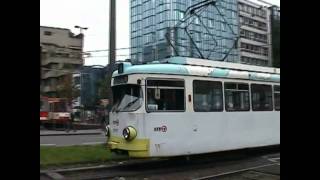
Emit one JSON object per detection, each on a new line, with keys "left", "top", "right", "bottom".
{"left": 112, "top": 119, "right": 119, "bottom": 126}
{"left": 154, "top": 126, "right": 167, "bottom": 132}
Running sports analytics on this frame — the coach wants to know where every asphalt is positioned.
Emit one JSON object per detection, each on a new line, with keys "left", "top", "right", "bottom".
{"left": 40, "top": 133, "right": 107, "bottom": 146}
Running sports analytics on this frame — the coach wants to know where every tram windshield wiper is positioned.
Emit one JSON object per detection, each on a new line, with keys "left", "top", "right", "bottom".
{"left": 122, "top": 97, "right": 139, "bottom": 111}
{"left": 112, "top": 85, "right": 143, "bottom": 112}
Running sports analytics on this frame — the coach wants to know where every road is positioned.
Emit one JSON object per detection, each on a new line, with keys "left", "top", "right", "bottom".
{"left": 40, "top": 131, "right": 106, "bottom": 146}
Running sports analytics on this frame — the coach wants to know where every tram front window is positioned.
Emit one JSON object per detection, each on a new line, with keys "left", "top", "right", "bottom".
{"left": 53, "top": 102, "right": 67, "bottom": 112}
{"left": 40, "top": 99, "right": 49, "bottom": 111}
{"left": 112, "top": 85, "right": 143, "bottom": 112}
{"left": 40, "top": 100, "right": 44, "bottom": 111}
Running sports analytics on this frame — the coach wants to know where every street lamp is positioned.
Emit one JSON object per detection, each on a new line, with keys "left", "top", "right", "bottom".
{"left": 74, "top": 25, "right": 88, "bottom": 34}
{"left": 74, "top": 25, "right": 88, "bottom": 66}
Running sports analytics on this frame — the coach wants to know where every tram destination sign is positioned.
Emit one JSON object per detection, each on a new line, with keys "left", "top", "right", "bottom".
{"left": 114, "top": 75, "right": 128, "bottom": 85}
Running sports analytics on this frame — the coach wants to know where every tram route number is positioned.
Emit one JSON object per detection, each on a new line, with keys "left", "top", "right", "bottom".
{"left": 154, "top": 126, "right": 167, "bottom": 132}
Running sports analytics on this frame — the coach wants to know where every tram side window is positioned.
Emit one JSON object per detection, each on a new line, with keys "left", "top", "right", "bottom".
{"left": 193, "top": 80, "right": 223, "bottom": 112}
{"left": 224, "top": 83, "right": 250, "bottom": 111}
{"left": 53, "top": 102, "right": 67, "bottom": 112}
{"left": 251, "top": 84, "right": 273, "bottom": 111}
{"left": 146, "top": 79, "right": 185, "bottom": 111}
{"left": 274, "top": 85, "right": 280, "bottom": 110}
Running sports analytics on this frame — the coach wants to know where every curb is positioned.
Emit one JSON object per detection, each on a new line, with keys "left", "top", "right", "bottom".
{"left": 40, "top": 132, "right": 103, "bottom": 136}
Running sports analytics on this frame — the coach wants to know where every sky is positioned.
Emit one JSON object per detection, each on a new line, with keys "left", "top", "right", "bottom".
{"left": 40, "top": 0, "right": 280, "bottom": 66}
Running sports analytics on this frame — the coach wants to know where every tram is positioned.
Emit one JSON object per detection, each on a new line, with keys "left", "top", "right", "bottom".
{"left": 40, "top": 97, "right": 71, "bottom": 128}
{"left": 40, "top": 96, "right": 49, "bottom": 123}
{"left": 106, "top": 57, "right": 280, "bottom": 158}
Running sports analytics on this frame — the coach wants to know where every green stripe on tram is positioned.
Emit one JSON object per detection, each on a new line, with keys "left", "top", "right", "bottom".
{"left": 112, "top": 59, "right": 280, "bottom": 83}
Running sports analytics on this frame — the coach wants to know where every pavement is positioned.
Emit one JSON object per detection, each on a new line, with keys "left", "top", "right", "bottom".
{"left": 40, "top": 129, "right": 104, "bottom": 136}
{"left": 40, "top": 134, "right": 107, "bottom": 146}
{"left": 40, "top": 129, "right": 107, "bottom": 146}
{"left": 40, "top": 123, "right": 106, "bottom": 146}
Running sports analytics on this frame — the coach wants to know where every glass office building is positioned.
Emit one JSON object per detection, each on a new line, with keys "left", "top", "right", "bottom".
{"left": 130, "top": 0, "right": 240, "bottom": 64}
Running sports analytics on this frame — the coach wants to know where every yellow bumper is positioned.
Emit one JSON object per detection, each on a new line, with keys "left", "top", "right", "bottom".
{"left": 107, "top": 136, "right": 150, "bottom": 157}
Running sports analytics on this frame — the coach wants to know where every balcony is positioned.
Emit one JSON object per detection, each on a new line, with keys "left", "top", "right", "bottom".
{"left": 240, "top": 51, "right": 269, "bottom": 60}
{"left": 43, "top": 70, "right": 67, "bottom": 79}
{"left": 43, "top": 86, "right": 57, "bottom": 92}
{"left": 42, "top": 57, "right": 83, "bottom": 66}
{"left": 239, "top": 11, "right": 268, "bottom": 22}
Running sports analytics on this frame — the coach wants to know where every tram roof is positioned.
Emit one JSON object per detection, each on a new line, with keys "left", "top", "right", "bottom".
{"left": 113, "top": 57, "right": 280, "bottom": 83}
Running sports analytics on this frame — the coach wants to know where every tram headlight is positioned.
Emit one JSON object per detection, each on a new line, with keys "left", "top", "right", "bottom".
{"left": 105, "top": 124, "right": 110, "bottom": 137}
{"left": 122, "top": 126, "right": 137, "bottom": 141}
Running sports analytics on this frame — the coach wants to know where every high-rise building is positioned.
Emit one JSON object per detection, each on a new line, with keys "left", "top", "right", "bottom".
{"left": 130, "top": 0, "right": 240, "bottom": 64}
{"left": 238, "top": 0, "right": 271, "bottom": 66}
{"left": 72, "top": 65, "right": 109, "bottom": 109}
{"left": 40, "top": 26, "right": 84, "bottom": 97}
{"left": 269, "top": 5, "right": 280, "bottom": 67}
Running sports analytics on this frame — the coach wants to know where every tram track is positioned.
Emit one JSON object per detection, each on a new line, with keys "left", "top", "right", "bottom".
{"left": 60, "top": 162, "right": 280, "bottom": 180}
{"left": 40, "top": 147, "right": 280, "bottom": 180}
{"left": 193, "top": 163, "right": 280, "bottom": 180}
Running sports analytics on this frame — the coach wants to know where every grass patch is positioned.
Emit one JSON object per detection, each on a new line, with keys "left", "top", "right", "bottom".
{"left": 40, "top": 144, "right": 127, "bottom": 168}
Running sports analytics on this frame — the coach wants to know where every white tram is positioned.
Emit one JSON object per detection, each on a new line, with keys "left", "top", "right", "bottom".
{"left": 106, "top": 57, "right": 280, "bottom": 158}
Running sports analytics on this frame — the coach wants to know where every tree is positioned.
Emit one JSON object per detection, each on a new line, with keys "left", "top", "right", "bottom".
{"left": 72, "top": 86, "right": 80, "bottom": 98}
{"left": 56, "top": 75, "right": 71, "bottom": 98}
{"left": 56, "top": 74, "right": 79, "bottom": 103}
{"left": 96, "top": 76, "right": 110, "bottom": 100}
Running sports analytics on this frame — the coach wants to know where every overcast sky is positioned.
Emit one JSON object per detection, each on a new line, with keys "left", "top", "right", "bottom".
{"left": 40, "top": 0, "right": 280, "bottom": 66}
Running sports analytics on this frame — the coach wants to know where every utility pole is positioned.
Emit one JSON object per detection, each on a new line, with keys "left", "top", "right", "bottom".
{"left": 74, "top": 25, "right": 88, "bottom": 121}
{"left": 107, "top": 0, "right": 116, "bottom": 107}
{"left": 74, "top": 25, "right": 88, "bottom": 65}
{"left": 40, "top": 46, "right": 42, "bottom": 83}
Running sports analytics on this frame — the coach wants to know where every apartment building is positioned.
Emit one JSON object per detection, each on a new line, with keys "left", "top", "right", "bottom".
{"left": 40, "top": 26, "right": 84, "bottom": 97}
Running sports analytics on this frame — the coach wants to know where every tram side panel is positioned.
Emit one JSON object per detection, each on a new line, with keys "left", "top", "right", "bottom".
{"left": 190, "top": 111, "right": 280, "bottom": 154}
{"left": 145, "top": 111, "right": 279, "bottom": 157}
{"left": 145, "top": 112, "right": 195, "bottom": 157}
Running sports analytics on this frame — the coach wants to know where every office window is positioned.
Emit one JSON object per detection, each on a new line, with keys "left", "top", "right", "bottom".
{"left": 208, "top": 19, "right": 214, "bottom": 28}
{"left": 193, "top": 80, "right": 223, "bottom": 112}
{"left": 262, "top": 10, "right": 266, "bottom": 17}
{"left": 240, "top": 29, "right": 245, "bottom": 36}
{"left": 44, "top": 31, "right": 52, "bottom": 36}
{"left": 225, "top": 83, "right": 250, "bottom": 111}
{"left": 274, "top": 85, "right": 280, "bottom": 110}
{"left": 239, "top": 3, "right": 243, "bottom": 11}
{"left": 251, "top": 84, "right": 273, "bottom": 111}
{"left": 146, "top": 79, "right": 185, "bottom": 111}
{"left": 157, "top": 29, "right": 166, "bottom": 40}
{"left": 221, "top": 23, "right": 226, "bottom": 31}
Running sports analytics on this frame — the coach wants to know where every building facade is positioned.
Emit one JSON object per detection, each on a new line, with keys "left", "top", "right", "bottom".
{"left": 40, "top": 26, "right": 84, "bottom": 97}
{"left": 269, "top": 5, "right": 280, "bottom": 67}
{"left": 72, "top": 66, "right": 108, "bottom": 109}
{"left": 130, "top": 0, "right": 240, "bottom": 64}
{"left": 269, "top": 5, "right": 280, "bottom": 20}
{"left": 238, "top": 0, "right": 271, "bottom": 66}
